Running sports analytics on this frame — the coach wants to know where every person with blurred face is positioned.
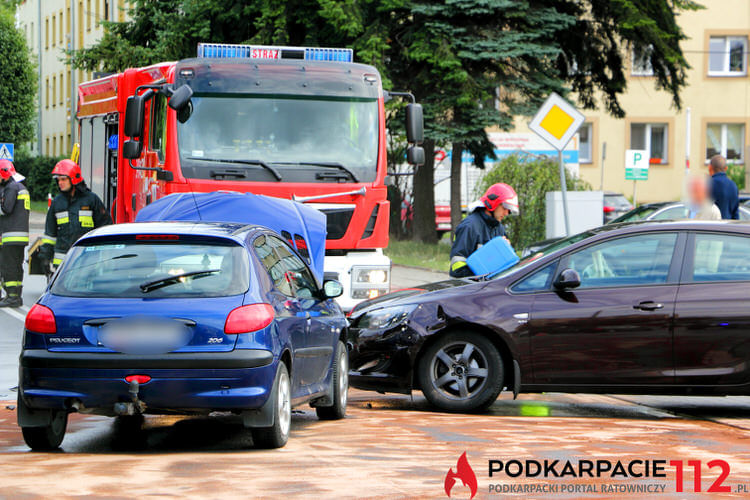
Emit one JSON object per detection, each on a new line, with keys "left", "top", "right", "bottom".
{"left": 688, "top": 176, "right": 721, "bottom": 220}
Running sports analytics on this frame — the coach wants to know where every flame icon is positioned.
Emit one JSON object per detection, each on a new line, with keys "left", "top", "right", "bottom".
{"left": 444, "top": 451, "right": 478, "bottom": 499}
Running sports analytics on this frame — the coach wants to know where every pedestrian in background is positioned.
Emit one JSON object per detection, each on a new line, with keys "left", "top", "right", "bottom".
{"left": 39, "top": 159, "right": 111, "bottom": 268}
{"left": 449, "top": 183, "right": 519, "bottom": 277}
{"left": 0, "top": 160, "right": 30, "bottom": 307}
{"left": 708, "top": 154, "right": 739, "bottom": 219}
{"left": 688, "top": 177, "right": 721, "bottom": 220}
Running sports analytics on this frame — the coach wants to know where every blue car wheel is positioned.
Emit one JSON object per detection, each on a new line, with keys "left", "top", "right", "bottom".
{"left": 251, "top": 363, "right": 291, "bottom": 449}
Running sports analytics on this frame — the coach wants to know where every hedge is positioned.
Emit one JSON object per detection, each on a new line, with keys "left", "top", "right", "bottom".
{"left": 12, "top": 152, "right": 62, "bottom": 201}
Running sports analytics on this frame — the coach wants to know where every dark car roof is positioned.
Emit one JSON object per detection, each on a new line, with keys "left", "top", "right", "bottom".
{"left": 76, "top": 221, "right": 266, "bottom": 245}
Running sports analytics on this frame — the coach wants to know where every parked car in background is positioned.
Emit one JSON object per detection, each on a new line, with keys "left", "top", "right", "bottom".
{"left": 349, "top": 220, "right": 750, "bottom": 412}
{"left": 522, "top": 201, "right": 750, "bottom": 256}
{"left": 603, "top": 192, "right": 633, "bottom": 222}
{"left": 18, "top": 222, "right": 349, "bottom": 450}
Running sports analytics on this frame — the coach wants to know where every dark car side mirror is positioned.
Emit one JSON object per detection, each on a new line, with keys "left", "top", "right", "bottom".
{"left": 323, "top": 280, "right": 344, "bottom": 299}
{"left": 553, "top": 268, "right": 581, "bottom": 290}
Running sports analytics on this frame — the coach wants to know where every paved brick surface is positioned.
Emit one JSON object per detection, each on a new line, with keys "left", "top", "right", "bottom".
{"left": 2, "top": 391, "right": 750, "bottom": 499}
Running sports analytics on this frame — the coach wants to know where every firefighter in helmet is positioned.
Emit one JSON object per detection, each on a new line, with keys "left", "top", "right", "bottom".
{"left": 39, "top": 159, "right": 111, "bottom": 268}
{"left": 0, "top": 160, "right": 31, "bottom": 307}
{"left": 449, "top": 183, "right": 519, "bottom": 278}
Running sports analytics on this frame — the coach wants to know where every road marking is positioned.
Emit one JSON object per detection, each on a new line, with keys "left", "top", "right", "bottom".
{"left": 0, "top": 307, "right": 26, "bottom": 323}
{"left": 18, "top": 305, "right": 30, "bottom": 313}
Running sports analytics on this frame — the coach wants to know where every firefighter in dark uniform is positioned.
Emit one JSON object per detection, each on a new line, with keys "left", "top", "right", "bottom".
{"left": 39, "top": 159, "right": 111, "bottom": 268}
{"left": 0, "top": 160, "right": 31, "bottom": 307}
{"left": 449, "top": 183, "right": 519, "bottom": 278}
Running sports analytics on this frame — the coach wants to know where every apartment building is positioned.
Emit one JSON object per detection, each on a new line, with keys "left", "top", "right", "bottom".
{"left": 509, "top": 1, "right": 750, "bottom": 202}
{"left": 16, "top": 1, "right": 128, "bottom": 157}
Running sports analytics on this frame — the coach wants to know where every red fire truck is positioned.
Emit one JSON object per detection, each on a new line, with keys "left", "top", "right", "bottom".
{"left": 76, "top": 43, "right": 424, "bottom": 310}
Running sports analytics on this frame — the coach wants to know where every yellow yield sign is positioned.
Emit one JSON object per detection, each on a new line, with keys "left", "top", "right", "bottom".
{"left": 528, "top": 93, "right": 584, "bottom": 151}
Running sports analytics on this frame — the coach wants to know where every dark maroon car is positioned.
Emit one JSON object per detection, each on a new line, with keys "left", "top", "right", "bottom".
{"left": 348, "top": 220, "right": 750, "bottom": 412}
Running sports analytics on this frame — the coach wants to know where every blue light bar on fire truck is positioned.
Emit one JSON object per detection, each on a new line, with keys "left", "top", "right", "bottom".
{"left": 197, "top": 43, "right": 353, "bottom": 63}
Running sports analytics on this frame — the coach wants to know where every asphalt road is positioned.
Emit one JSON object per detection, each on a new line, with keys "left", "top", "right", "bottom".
{"left": 3, "top": 252, "right": 750, "bottom": 497}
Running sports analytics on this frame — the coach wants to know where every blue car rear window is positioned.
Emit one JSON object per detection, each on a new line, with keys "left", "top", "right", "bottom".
{"left": 51, "top": 241, "right": 250, "bottom": 298}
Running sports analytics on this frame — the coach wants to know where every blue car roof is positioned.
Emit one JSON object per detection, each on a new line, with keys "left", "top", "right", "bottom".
{"left": 134, "top": 192, "right": 327, "bottom": 281}
{"left": 77, "top": 221, "right": 254, "bottom": 244}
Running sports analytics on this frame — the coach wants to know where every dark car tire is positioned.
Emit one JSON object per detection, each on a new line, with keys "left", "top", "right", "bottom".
{"left": 316, "top": 341, "right": 348, "bottom": 421}
{"left": 252, "top": 362, "right": 291, "bottom": 449}
{"left": 417, "top": 331, "right": 503, "bottom": 413}
{"left": 21, "top": 410, "right": 68, "bottom": 451}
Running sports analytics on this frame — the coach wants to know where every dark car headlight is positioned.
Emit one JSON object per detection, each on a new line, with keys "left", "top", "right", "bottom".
{"left": 357, "top": 304, "right": 418, "bottom": 330}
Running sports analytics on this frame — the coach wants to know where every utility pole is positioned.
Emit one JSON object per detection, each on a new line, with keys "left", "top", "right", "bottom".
{"left": 37, "top": 0, "right": 42, "bottom": 155}
{"left": 69, "top": 0, "right": 76, "bottom": 149}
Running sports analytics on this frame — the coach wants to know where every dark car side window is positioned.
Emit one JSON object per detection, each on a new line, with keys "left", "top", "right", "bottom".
{"left": 511, "top": 262, "right": 557, "bottom": 293}
{"left": 254, "top": 234, "right": 318, "bottom": 299}
{"left": 559, "top": 233, "right": 677, "bottom": 289}
{"left": 690, "top": 233, "right": 750, "bottom": 282}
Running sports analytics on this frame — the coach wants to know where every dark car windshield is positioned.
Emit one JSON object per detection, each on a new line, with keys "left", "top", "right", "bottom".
{"left": 491, "top": 231, "right": 594, "bottom": 280}
{"left": 177, "top": 95, "right": 379, "bottom": 183}
{"left": 52, "top": 241, "right": 250, "bottom": 298}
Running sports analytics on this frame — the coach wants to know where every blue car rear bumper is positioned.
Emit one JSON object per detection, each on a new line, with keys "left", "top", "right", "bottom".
{"left": 19, "top": 348, "right": 276, "bottom": 413}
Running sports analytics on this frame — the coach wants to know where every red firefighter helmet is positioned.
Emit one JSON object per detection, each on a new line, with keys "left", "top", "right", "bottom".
{"left": 0, "top": 159, "right": 14, "bottom": 181}
{"left": 52, "top": 159, "right": 83, "bottom": 184}
{"left": 480, "top": 183, "right": 519, "bottom": 215}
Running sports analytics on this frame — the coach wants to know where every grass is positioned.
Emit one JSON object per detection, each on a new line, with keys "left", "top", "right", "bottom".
{"left": 385, "top": 237, "right": 451, "bottom": 272}
{"left": 30, "top": 200, "right": 48, "bottom": 213}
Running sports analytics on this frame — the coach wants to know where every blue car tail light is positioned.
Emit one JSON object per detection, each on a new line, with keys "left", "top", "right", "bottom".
{"left": 197, "top": 43, "right": 353, "bottom": 63}
{"left": 25, "top": 304, "right": 56, "bottom": 334}
{"left": 224, "top": 303, "right": 274, "bottom": 334}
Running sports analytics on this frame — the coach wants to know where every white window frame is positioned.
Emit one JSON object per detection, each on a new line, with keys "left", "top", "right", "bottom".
{"left": 705, "top": 123, "right": 745, "bottom": 164}
{"left": 578, "top": 122, "right": 593, "bottom": 163}
{"left": 708, "top": 36, "right": 748, "bottom": 76}
{"left": 631, "top": 123, "right": 668, "bottom": 164}
{"left": 631, "top": 46, "right": 654, "bottom": 76}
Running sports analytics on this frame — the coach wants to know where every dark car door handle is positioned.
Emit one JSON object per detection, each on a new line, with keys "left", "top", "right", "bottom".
{"left": 634, "top": 301, "right": 664, "bottom": 311}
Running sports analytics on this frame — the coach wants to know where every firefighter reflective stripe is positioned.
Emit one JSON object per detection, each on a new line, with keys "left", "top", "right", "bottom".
{"left": 17, "top": 189, "right": 30, "bottom": 210}
{"left": 79, "top": 209, "right": 94, "bottom": 228}
{"left": 56, "top": 211, "right": 69, "bottom": 225}
{"left": 42, "top": 234, "right": 56, "bottom": 245}
{"left": 53, "top": 251, "right": 66, "bottom": 265}
{"left": 2, "top": 231, "right": 29, "bottom": 244}
{"left": 450, "top": 255, "right": 468, "bottom": 272}
{"left": 4, "top": 281, "right": 22, "bottom": 287}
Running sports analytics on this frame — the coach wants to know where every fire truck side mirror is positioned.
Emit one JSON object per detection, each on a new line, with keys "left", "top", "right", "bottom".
{"left": 124, "top": 93, "right": 148, "bottom": 138}
{"left": 405, "top": 103, "right": 424, "bottom": 144}
{"left": 168, "top": 84, "right": 193, "bottom": 112}
{"left": 122, "top": 140, "right": 143, "bottom": 160}
{"left": 406, "top": 146, "right": 425, "bottom": 166}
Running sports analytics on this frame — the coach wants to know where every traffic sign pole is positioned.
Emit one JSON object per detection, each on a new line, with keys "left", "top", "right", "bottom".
{"left": 559, "top": 150, "right": 570, "bottom": 236}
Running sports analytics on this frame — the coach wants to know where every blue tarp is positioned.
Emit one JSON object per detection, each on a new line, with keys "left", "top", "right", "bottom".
{"left": 136, "top": 192, "right": 327, "bottom": 281}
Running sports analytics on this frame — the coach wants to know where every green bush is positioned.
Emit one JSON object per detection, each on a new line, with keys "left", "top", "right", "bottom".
{"left": 476, "top": 153, "right": 591, "bottom": 251}
{"left": 13, "top": 152, "right": 61, "bottom": 201}
{"left": 728, "top": 163, "right": 746, "bottom": 191}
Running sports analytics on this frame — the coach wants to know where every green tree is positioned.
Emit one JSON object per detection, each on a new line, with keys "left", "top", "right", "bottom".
{"left": 477, "top": 153, "right": 590, "bottom": 251}
{"left": 0, "top": 6, "right": 36, "bottom": 147}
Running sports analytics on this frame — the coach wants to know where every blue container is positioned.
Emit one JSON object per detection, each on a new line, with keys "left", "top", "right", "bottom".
{"left": 467, "top": 236, "right": 520, "bottom": 276}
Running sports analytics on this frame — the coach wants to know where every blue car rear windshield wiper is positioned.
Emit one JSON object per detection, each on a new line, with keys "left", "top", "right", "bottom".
{"left": 139, "top": 269, "right": 221, "bottom": 293}
{"left": 187, "top": 157, "right": 282, "bottom": 181}
{"left": 274, "top": 161, "right": 360, "bottom": 183}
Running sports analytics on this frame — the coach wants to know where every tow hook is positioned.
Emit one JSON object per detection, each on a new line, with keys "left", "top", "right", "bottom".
{"left": 113, "top": 380, "right": 147, "bottom": 416}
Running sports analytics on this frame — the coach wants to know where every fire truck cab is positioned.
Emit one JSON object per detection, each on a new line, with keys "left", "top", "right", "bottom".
{"left": 76, "top": 43, "right": 424, "bottom": 310}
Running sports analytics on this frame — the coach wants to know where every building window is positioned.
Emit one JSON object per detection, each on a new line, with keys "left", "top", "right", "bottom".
{"left": 708, "top": 36, "right": 748, "bottom": 76}
{"left": 66, "top": 7, "right": 71, "bottom": 35}
{"left": 59, "top": 11, "right": 63, "bottom": 45}
{"left": 631, "top": 45, "right": 654, "bottom": 76}
{"left": 53, "top": 136, "right": 57, "bottom": 156}
{"left": 579, "top": 122, "right": 593, "bottom": 163}
{"left": 60, "top": 134, "right": 65, "bottom": 155}
{"left": 52, "top": 14, "right": 56, "bottom": 47}
{"left": 46, "top": 137, "right": 50, "bottom": 155}
{"left": 66, "top": 72, "right": 71, "bottom": 101}
{"left": 630, "top": 123, "right": 668, "bottom": 164}
{"left": 706, "top": 123, "right": 745, "bottom": 163}
{"left": 96, "top": 0, "right": 100, "bottom": 23}
{"left": 52, "top": 75, "right": 57, "bottom": 108}
{"left": 104, "top": 0, "right": 110, "bottom": 20}
{"left": 30, "top": 22, "right": 33, "bottom": 50}
{"left": 87, "top": 0, "right": 92, "bottom": 31}
{"left": 60, "top": 73, "right": 64, "bottom": 106}
{"left": 45, "top": 77, "right": 49, "bottom": 109}
{"left": 45, "top": 17, "right": 48, "bottom": 49}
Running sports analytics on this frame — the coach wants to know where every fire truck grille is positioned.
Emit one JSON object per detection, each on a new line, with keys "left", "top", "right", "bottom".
{"left": 322, "top": 208, "right": 355, "bottom": 239}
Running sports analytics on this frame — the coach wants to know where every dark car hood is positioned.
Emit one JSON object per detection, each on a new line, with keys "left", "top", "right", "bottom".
{"left": 349, "top": 278, "right": 486, "bottom": 319}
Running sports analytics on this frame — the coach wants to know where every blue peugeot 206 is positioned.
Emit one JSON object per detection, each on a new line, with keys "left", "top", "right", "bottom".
{"left": 18, "top": 193, "right": 349, "bottom": 450}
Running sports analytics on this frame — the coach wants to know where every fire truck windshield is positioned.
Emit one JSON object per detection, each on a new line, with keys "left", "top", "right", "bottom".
{"left": 177, "top": 95, "right": 379, "bottom": 183}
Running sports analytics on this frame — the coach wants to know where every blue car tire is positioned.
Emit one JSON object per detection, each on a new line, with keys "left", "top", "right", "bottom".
{"left": 315, "top": 341, "right": 348, "bottom": 420}
{"left": 251, "top": 362, "right": 291, "bottom": 449}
